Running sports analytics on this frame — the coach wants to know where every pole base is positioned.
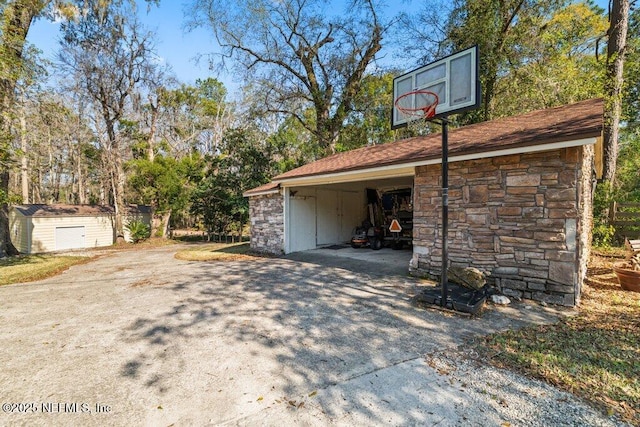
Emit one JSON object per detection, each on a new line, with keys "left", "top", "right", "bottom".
{"left": 413, "top": 282, "right": 487, "bottom": 316}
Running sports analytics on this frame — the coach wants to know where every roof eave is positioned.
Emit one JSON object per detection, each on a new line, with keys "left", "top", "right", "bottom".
{"left": 275, "top": 134, "right": 599, "bottom": 187}
{"left": 243, "top": 188, "right": 281, "bottom": 198}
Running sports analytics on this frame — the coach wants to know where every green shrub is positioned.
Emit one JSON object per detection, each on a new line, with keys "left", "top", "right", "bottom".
{"left": 125, "top": 219, "right": 150, "bottom": 243}
{"left": 592, "top": 221, "right": 616, "bottom": 247}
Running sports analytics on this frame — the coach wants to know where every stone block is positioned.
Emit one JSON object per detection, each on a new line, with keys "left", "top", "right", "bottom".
{"left": 563, "top": 147, "right": 580, "bottom": 162}
{"left": 502, "top": 288, "right": 524, "bottom": 298}
{"left": 523, "top": 207, "right": 544, "bottom": 218}
{"left": 492, "top": 154, "right": 521, "bottom": 165}
{"left": 530, "top": 259, "right": 550, "bottom": 267}
{"left": 524, "top": 251, "right": 545, "bottom": 259}
{"left": 493, "top": 267, "right": 519, "bottom": 275}
{"left": 506, "top": 174, "right": 541, "bottom": 187}
{"left": 519, "top": 268, "right": 549, "bottom": 279}
{"left": 565, "top": 219, "right": 577, "bottom": 251}
{"left": 548, "top": 208, "right": 577, "bottom": 219}
{"left": 547, "top": 283, "right": 575, "bottom": 294}
{"left": 535, "top": 219, "right": 565, "bottom": 228}
{"left": 513, "top": 230, "right": 534, "bottom": 239}
{"left": 467, "top": 214, "right": 488, "bottom": 225}
{"left": 558, "top": 170, "right": 576, "bottom": 186}
{"left": 468, "top": 185, "right": 489, "bottom": 203}
{"left": 497, "top": 206, "right": 522, "bottom": 216}
{"left": 538, "top": 241, "right": 567, "bottom": 250}
{"left": 527, "top": 281, "right": 547, "bottom": 291}
{"left": 500, "top": 236, "right": 537, "bottom": 245}
{"left": 563, "top": 294, "right": 576, "bottom": 306}
{"left": 546, "top": 201, "right": 577, "bottom": 209}
{"left": 534, "top": 232, "right": 565, "bottom": 242}
{"left": 545, "top": 250, "right": 575, "bottom": 262}
{"left": 549, "top": 261, "right": 575, "bottom": 284}
{"left": 507, "top": 187, "right": 539, "bottom": 195}
{"left": 546, "top": 188, "right": 576, "bottom": 201}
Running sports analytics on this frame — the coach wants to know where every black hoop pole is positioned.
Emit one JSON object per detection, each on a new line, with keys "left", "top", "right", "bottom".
{"left": 440, "top": 117, "right": 449, "bottom": 307}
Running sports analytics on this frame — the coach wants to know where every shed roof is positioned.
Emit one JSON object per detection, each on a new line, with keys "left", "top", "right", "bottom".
{"left": 244, "top": 99, "right": 603, "bottom": 197}
{"left": 12, "top": 204, "right": 151, "bottom": 217}
{"left": 272, "top": 98, "right": 603, "bottom": 183}
{"left": 243, "top": 182, "right": 280, "bottom": 197}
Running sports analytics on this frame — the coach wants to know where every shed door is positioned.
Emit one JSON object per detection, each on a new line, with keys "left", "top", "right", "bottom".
{"left": 289, "top": 196, "right": 316, "bottom": 252}
{"left": 55, "top": 226, "right": 86, "bottom": 251}
{"left": 317, "top": 189, "right": 340, "bottom": 246}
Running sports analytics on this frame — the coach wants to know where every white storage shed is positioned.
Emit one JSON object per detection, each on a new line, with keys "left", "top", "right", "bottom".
{"left": 9, "top": 204, "right": 151, "bottom": 254}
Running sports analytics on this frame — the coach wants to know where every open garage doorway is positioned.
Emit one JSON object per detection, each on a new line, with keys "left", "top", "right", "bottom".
{"left": 284, "top": 176, "right": 415, "bottom": 267}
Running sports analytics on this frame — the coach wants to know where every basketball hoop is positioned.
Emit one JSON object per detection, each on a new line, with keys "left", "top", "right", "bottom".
{"left": 394, "top": 89, "right": 439, "bottom": 120}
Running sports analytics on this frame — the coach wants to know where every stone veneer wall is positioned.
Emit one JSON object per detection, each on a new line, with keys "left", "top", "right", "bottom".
{"left": 410, "top": 146, "right": 593, "bottom": 306}
{"left": 248, "top": 192, "right": 284, "bottom": 254}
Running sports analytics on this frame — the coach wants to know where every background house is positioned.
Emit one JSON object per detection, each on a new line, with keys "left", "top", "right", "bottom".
{"left": 9, "top": 204, "right": 151, "bottom": 254}
{"left": 244, "top": 99, "right": 604, "bottom": 306}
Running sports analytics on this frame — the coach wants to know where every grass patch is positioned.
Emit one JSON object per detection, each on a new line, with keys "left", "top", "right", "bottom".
{"left": 99, "top": 237, "right": 178, "bottom": 251}
{"left": 174, "top": 242, "right": 259, "bottom": 262}
{"left": 476, "top": 252, "right": 640, "bottom": 424}
{"left": 0, "top": 255, "right": 91, "bottom": 286}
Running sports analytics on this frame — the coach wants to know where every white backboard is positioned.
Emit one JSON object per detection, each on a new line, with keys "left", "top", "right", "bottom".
{"left": 392, "top": 46, "right": 480, "bottom": 128}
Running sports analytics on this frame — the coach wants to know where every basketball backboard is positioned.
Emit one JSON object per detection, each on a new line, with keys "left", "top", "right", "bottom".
{"left": 392, "top": 45, "right": 480, "bottom": 128}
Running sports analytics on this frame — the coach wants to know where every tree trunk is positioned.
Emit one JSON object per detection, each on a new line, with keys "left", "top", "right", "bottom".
{"left": 0, "top": 1, "right": 42, "bottom": 257}
{"left": 20, "top": 104, "right": 28, "bottom": 203}
{"left": 161, "top": 210, "right": 171, "bottom": 238}
{"left": 602, "top": 0, "right": 630, "bottom": 184}
{"left": 147, "top": 99, "right": 158, "bottom": 162}
{"left": 0, "top": 170, "right": 19, "bottom": 256}
{"left": 112, "top": 156, "right": 126, "bottom": 238}
{"left": 77, "top": 155, "right": 86, "bottom": 204}
{"left": 34, "top": 166, "right": 42, "bottom": 203}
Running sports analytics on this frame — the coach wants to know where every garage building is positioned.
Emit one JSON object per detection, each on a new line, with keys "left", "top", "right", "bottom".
{"left": 9, "top": 204, "right": 151, "bottom": 254}
{"left": 244, "top": 99, "right": 604, "bottom": 306}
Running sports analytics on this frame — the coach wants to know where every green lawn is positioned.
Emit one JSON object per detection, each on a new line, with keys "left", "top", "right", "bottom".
{"left": 475, "top": 249, "right": 640, "bottom": 424}
{"left": 0, "top": 255, "right": 91, "bottom": 286}
{"left": 174, "top": 242, "right": 257, "bottom": 261}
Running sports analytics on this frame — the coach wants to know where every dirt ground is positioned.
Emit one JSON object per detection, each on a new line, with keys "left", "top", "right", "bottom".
{"left": 0, "top": 245, "right": 624, "bottom": 426}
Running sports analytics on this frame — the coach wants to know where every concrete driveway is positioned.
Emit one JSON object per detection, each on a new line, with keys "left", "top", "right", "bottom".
{"left": 0, "top": 245, "right": 621, "bottom": 426}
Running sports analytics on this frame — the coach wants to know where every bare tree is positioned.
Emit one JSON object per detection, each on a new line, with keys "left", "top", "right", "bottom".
{"left": 59, "top": 7, "right": 158, "bottom": 237}
{"left": 189, "top": 0, "right": 393, "bottom": 154}
{"left": 0, "top": 0, "right": 158, "bottom": 256}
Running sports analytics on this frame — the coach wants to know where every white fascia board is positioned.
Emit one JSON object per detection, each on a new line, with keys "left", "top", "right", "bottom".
{"left": 277, "top": 165, "right": 416, "bottom": 187}
{"left": 427, "top": 136, "right": 598, "bottom": 166}
{"left": 243, "top": 189, "right": 280, "bottom": 198}
{"left": 275, "top": 137, "right": 597, "bottom": 188}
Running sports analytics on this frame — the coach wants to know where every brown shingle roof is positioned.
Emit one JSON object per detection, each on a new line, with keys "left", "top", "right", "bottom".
{"left": 243, "top": 181, "right": 280, "bottom": 197}
{"left": 272, "top": 98, "right": 603, "bottom": 182}
{"left": 12, "top": 204, "right": 151, "bottom": 217}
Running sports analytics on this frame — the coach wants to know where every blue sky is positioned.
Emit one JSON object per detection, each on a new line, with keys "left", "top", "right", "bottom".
{"left": 28, "top": 2, "right": 222, "bottom": 88}
{"left": 27, "top": 0, "right": 610, "bottom": 98}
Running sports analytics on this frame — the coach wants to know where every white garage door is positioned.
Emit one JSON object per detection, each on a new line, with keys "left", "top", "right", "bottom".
{"left": 55, "top": 226, "right": 86, "bottom": 251}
